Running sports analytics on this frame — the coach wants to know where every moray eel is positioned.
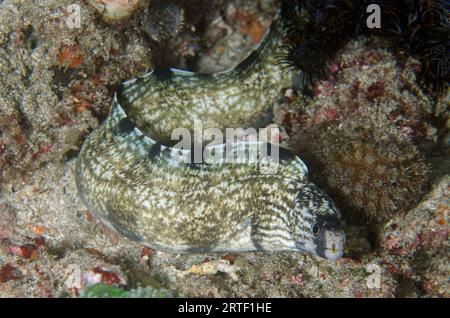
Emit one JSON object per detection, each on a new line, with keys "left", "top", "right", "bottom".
{"left": 76, "top": 9, "right": 346, "bottom": 260}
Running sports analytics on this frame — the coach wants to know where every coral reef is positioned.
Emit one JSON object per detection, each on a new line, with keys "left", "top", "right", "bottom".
{"left": 0, "top": 0, "right": 448, "bottom": 298}
{"left": 277, "top": 38, "right": 440, "bottom": 222}
{"left": 141, "top": 0, "right": 277, "bottom": 71}
{"left": 143, "top": 0, "right": 186, "bottom": 43}
{"left": 86, "top": 0, "right": 143, "bottom": 23}
{"left": 0, "top": 0, "right": 274, "bottom": 182}
{"left": 305, "top": 118, "right": 430, "bottom": 221}
{"left": 0, "top": 0, "right": 152, "bottom": 183}
{"left": 281, "top": 0, "right": 449, "bottom": 100}
{"left": 379, "top": 177, "right": 449, "bottom": 297}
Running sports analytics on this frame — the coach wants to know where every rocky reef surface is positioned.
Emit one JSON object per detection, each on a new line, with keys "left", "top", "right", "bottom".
{"left": 0, "top": 0, "right": 448, "bottom": 297}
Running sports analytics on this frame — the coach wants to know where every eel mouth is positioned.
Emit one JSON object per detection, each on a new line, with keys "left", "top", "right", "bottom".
{"left": 317, "top": 235, "right": 345, "bottom": 260}
{"left": 295, "top": 242, "right": 344, "bottom": 260}
{"left": 322, "top": 246, "right": 344, "bottom": 261}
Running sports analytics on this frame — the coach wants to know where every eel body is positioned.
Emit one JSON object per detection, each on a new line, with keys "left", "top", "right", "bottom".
{"left": 76, "top": 10, "right": 346, "bottom": 260}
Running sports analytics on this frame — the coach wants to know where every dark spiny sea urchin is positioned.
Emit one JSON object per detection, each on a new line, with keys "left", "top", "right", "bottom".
{"left": 280, "top": 0, "right": 449, "bottom": 97}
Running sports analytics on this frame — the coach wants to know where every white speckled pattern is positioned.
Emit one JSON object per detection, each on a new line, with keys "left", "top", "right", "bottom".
{"left": 76, "top": 10, "right": 346, "bottom": 259}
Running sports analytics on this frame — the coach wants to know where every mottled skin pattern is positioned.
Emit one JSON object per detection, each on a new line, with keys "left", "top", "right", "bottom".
{"left": 76, "top": 10, "right": 346, "bottom": 260}
{"left": 119, "top": 16, "right": 292, "bottom": 145}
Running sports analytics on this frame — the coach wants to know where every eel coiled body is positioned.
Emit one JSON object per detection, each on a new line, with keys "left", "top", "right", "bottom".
{"left": 76, "top": 10, "right": 346, "bottom": 260}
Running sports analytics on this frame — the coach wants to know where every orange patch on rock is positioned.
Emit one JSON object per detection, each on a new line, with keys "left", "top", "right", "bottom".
{"left": 221, "top": 253, "right": 238, "bottom": 264}
{"left": 33, "top": 225, "right": 48, "bottom": 236}
{"left": 9, "top": 244, "right": 39, "bottom": 260}
{"left": 238, "top": 15, "right": 266, "bottom": 44}
{"left": 59, "top": 45, "right": 84, "bottom": 69}
{"left": 0, "top": 264, "right": 20, "bottom": 283}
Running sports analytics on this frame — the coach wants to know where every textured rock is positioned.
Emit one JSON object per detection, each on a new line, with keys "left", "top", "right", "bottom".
{"left": 0, "top": 0, "right": 448, "bottom": 298}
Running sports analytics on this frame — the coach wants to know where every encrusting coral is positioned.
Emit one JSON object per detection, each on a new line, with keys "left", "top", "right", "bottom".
{"left": 278, "top": 38, "right": 435, "bottom": 223}
{"left": 281, "top": 0, "right": 449, "bottom": 100}
{"left": 305, "top": 115, "right": 430, "bottom": 222}
{"left": 143, "top": 0, "right": 186, "bottom": 43}
{"left": 0, "top": 0, "right": 448, "bottom": 298}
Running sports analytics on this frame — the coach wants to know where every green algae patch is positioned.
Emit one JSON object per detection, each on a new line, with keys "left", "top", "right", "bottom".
{"left": 81, "top": 283, "right": 177, "bottom": 298}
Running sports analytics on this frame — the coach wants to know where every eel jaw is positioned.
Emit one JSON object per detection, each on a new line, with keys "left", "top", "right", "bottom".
{"left": 295, "top": 230, "right": 345, "bottom": 261}
{"left": 315, "top": 230, "right": 346, "bottom": 261}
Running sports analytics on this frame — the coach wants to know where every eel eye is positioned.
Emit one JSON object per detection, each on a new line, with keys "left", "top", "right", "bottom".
{"left": 312, "top": 223, "right": 320, "bottom": 237}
